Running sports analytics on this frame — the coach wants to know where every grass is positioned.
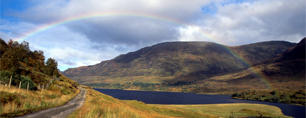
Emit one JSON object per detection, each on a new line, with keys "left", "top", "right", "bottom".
{"left": 68, "top": 87, "right": 291, "bottom": 118}
{"left": 152, "top": 103, "right": 291, "bottom": 118}
{"left": 0, "top": 75, "right": 80, "bottom": 117}
{"left": 68, "top": 87, "right": 217, "bottom": 118}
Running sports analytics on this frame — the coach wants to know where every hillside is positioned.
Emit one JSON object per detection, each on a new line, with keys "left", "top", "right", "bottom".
{"left": 62, "top": 40, "right": 295, "bottom": 84}
{"left": 0, "top": 39, "right": 80, "bottom": 117}
{"left": 193, "top": 38, "right": 305, "bottom": 93}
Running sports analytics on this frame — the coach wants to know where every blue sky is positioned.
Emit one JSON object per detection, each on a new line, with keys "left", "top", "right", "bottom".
{"left": 1, "top": 0, "right": 29, "bottom": 21}
{"left": 1, "top": 0, "right": 305, "bottom": 71}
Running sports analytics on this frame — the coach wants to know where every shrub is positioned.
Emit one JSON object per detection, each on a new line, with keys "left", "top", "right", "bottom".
{"left": 0, "top": 70, "right": 13, "bottom": 83}
{"left": 61, "top": 89, "right": 70, "bottom": 95}
{"left": 232, "top": 92, "right": 240, "bottom": 97}
{"left": 20, "top": 76, "right": 35, "bottom": 90}
{"left": 240, "top": 91, "right": 247, "bottom": 98}
{"left": 271, "top": 90, "right": 279, "bottom": 95}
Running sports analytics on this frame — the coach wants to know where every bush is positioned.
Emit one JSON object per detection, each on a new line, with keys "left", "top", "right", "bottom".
{"left": 232, "top": 92, "right": 240, "bottom": 97}
{"left": 240, "top": 91, "right": 247, "bottom": 98}
{"left": 0, "top": 70, "right": 13, "bottom": 83}
{"left": 271, "top": 90, "right": 279, "bottom": 95}
{"left": 20, "top": 76, "right": 35, "bottom": 90}
{"left": 61, "top": 89, "right": 70, "bottom": 95}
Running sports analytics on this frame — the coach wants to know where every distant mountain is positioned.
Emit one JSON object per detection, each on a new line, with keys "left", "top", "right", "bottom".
{"left": 192, "top": 38, "right": 305, "bottom": 93}
{"left": 259, "top": 38, "right": 305, "bottom": 80}
{"left": 62, "top": 40, "right": 296, "bottom": 84}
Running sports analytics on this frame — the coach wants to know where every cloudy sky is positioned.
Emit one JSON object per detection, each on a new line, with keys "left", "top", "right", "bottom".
{"left": 1, "top": 0, "right": 305, "bottom": 71}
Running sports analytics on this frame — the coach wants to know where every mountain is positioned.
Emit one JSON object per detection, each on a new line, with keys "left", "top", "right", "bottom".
{"left": 259, "top": 38, "right": 305, "bottom": 81}
{"left": 192, "top": 38, "right": 305, "bottom": 93}
{"left": 62, "top": 40, "right": 296, "bottom": 85}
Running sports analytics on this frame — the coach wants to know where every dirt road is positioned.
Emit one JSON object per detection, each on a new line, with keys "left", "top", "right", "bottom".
{"left": 18, "top": 89, "right": 87, "bottom": 118}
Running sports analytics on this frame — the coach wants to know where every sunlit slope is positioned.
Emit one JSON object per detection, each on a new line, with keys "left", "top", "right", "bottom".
{"left": 0, "top": 73, "right": 80, "bottom": 117}
{"left": 63, "top": 41, "right": 295, "bottom": 84}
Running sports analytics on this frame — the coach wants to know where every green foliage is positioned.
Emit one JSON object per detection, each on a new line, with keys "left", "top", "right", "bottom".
{"left": 0, "top": 38, "right": 8, "bottom": 58}
{"left": 61, "top": 89, "right": 70, "bottom": 95}
{"left": 0, "top": 39, "right": 61, "bottom": 91}
{"left": 0, "top": 70, "right": 13, "bottom": 83}
{"left": 45, "top": 58, "right": 58, "bottom": 76}
{"left": 0, "top": 48, "right": 21, "bottom": 73}
{"left": 232, "top": 90, "right": 306, "bottom": 106}
{"left": 20, "top": 76, "right": 35, "bottom": 90}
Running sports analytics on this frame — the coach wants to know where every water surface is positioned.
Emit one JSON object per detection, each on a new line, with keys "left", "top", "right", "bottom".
{"left": 95, "top": 88, "right": 305, "bottom": 118}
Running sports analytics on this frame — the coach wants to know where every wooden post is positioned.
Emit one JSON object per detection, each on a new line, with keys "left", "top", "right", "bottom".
{"left": 27, "top": 82, "right": 29, "bottom": 92}
{"left": 19, "top": 81, "right": 21, "bottom": 89}
{"left": 9, "top": 76, "right": 12, "bottom": 88}
{"left": 41, "top": 84, "right": 43, "bottom": 93}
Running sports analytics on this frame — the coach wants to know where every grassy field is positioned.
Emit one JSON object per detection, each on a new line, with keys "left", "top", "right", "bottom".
{"left": 152, "top": 104, "right": 290, "bottom": 118}
{"left": 68, "top": 88, "right": 291, "bottom": 118}
{"left": 0, "top": 75, "right": 80, "bottom": 117}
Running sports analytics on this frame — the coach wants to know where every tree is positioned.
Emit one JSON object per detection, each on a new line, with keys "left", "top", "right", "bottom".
{"left": 29, "top": 50, "right": 45, "bottom": 72}
{"left": 241, "top": 91, "right": 247, "bottom": 98}
{"left": 0, "top": 38, "right": 8, "bottom": 57}
{"left": 45, "top": 58, "right": 58, "bottom": 76}
{"left": 0, "top": 49, "right": 20, "bottom": 73}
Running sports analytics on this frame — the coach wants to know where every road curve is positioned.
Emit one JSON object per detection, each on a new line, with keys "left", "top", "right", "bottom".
{"left": 17, "top": 89, "right": 87, "bottom": 118}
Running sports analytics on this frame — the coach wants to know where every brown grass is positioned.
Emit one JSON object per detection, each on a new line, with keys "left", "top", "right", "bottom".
{"left": 0, "top": 75, "right": 80, "bottom": 117}
{"left": 68, "top": 88, "right": 217, "bottom": 118}
{"left": 68, "top": 88, "right": 291, "bottom": 118}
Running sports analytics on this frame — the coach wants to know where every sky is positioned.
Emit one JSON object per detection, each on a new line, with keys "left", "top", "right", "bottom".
{"left": 1, "top": 0, "right": 305, "bottom": 71}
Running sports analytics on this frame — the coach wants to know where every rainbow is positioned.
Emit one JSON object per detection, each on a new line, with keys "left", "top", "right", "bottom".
{"left": 14, "top": 11, "right": 187, "bottom": 43}
{"left": 223, "top": 46, "right": 273, "bottom": 90}
{"left": 13, "top": 11, "right": 273, "bottom": 90}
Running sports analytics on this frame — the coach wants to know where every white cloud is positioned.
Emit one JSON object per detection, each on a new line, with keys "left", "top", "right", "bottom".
{"left": 178, "top": 0, "right": 305, "bottom": 45}
{"left": 1, "top": 0, "right": 305, "bottom": 70}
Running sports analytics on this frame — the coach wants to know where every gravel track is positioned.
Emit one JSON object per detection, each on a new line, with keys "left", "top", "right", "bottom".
{"left": 17, "top": 89, "right": 86, "bottom": 118}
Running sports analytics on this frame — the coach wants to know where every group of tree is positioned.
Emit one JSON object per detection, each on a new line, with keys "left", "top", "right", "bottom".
{"left": 232, "top": 90, "right": 306, "bottom": 106}
{"left": 0, "top": 38, "right": 60, "bottom": 90}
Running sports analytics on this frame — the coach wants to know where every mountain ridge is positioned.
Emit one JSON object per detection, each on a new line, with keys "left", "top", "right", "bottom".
{"left": 62, "top": 40, "right": 296, "bottom": 84}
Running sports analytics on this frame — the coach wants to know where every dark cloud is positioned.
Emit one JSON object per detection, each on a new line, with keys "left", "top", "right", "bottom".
{"left": 67, "top": 17, "right": 179, "bottom": 48}
{"left": 62, "top": 60, "right": 77, "bottom": 66}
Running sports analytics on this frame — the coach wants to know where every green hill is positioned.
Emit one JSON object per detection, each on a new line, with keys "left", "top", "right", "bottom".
{"left": 62, "top": 40, "right": 295, "bottom": 85}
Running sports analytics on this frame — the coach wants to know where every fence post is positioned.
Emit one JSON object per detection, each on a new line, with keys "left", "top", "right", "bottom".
{"left": 19, "top": 81, "right": 21, "bottom": 89}
{"left": 9, "top": 76, "right": 12, "bottom": 88}
{"left": 27, "top": 82, "right": 29, "bottom": 92}
{"left": 41, "top": 84, "right": 43, "bottom": 93}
